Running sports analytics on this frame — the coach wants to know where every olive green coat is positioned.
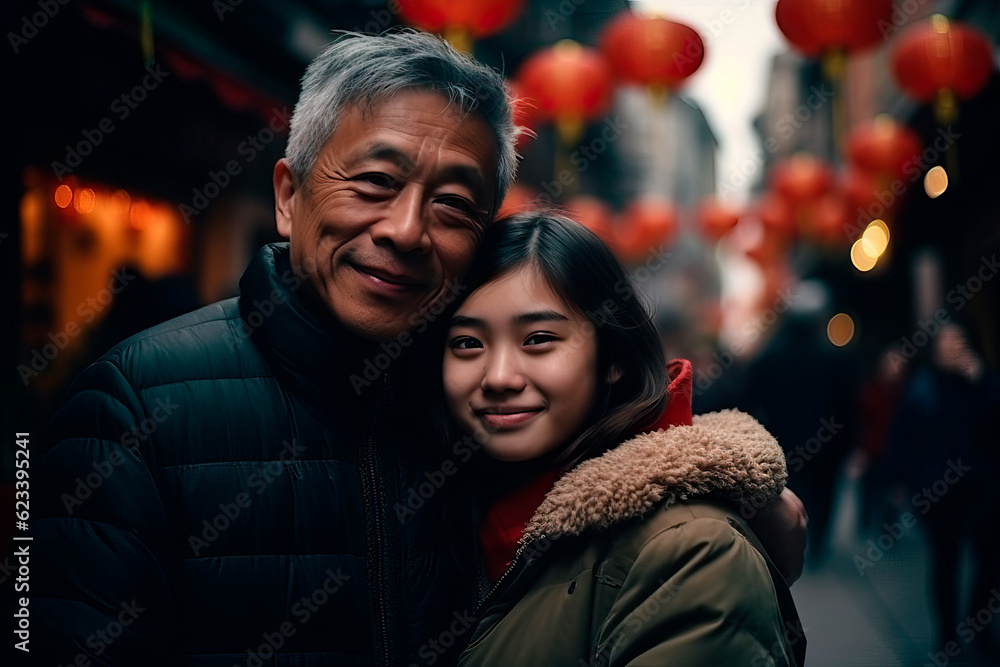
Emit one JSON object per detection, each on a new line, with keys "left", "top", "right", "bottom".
{"left": 458, "top": 410, "right": 805, "bottom": 667}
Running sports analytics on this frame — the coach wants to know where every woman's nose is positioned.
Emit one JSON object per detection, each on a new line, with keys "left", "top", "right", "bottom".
{"left": 481, "top": 348, "right": 526, "bottom": 393}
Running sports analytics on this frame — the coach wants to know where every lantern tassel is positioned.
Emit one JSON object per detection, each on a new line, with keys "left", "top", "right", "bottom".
{"left": 823, "top": 49, "right": 847, "bottom": 158}
{"left": 140, "top": 0, "right": 154, "bottom": 68}
{"left": 555, "top": 117, "right": 584, "bottom": 198}
{"left": 443, "top": 25, "right": 472, "bottom": 54}
{"left": 934, "top": 89, "right": 960, "bottom": 184}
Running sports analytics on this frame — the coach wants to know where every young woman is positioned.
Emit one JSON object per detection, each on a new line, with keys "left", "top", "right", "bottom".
{"left": 440, "top": 210, "right": 804, "bottom": 666}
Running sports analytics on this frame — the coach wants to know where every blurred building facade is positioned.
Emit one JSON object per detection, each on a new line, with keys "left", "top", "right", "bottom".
{"left": 747, "top": 0, "right": 1000, "bottom": 372}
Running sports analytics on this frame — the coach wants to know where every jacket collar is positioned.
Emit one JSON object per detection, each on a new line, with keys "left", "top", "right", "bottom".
{"left": 519, "top": 361, "right": 786, "bottom": 545}
{"left": 238, "top": 243, "right": 400, "bottom": 407}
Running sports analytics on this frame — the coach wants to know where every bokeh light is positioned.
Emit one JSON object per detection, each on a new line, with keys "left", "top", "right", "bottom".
{"left": 862, "top": 219, "right": 889, "bottom": 256}
{"left": 54, "top": 184, "right": 73, "bottom": 208}
{"left": 924, "top": 166, "right": 948, "bottom": 198}
{"left": 827, "top": 313, "right": 855, "bottom": 347}
{"left": 73, "top": 187, "right": 96, "bottom": 214}
{"left": 851, "top": 239, "right": 877, "bottom": 272}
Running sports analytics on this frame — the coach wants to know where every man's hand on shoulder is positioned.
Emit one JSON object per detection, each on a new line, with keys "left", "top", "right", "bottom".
{"left": 748, "top": 487, "right": 808, "bottom": 585}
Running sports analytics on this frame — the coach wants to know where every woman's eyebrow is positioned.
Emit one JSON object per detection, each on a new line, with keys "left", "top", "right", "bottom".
{"left": 448, "top": 310, "right": 569, "bottom": 329}
{"left": 513, "top": 310, "right": 569, "bottom": 325}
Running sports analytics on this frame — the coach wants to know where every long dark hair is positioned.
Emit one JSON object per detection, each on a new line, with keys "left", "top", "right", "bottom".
{"left": 438, "top": 208, "right": 668, "bottom": 470}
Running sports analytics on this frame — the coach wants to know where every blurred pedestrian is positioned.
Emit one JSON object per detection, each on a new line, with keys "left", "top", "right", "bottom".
{"left": 738, "top": 282, "right": 861, "bottom": 566}
{"left": 885, "top": 321, "right": 1000, "bottom": 658}
{"left": 853, "top": 344, "right": 908, "bottom": 534}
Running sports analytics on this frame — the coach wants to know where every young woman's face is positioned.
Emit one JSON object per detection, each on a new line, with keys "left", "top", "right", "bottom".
{"left": 443, "top": 267, "right": 600, "bottom": 462}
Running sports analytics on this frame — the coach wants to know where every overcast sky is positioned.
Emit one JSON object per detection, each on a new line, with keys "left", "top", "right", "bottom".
{"left": 632, "top": 0, "right": 785, "bottom": 205}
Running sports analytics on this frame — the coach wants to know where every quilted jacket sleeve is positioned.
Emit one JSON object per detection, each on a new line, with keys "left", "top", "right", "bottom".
{"left": 595, "top": 507, "right": 798, "bottom": 667}
{"left": 27, "top": 356, "right": 173, "bottom": 665}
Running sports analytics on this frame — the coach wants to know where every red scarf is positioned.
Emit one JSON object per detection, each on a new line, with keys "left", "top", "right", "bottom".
{"left": 479, "top": 359, "right": 694, "bottom": 582}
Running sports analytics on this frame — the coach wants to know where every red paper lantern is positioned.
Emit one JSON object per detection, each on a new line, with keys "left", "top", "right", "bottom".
{"left": 599, "top": 12, "right": 705, "bottom": 90}
{"left": 755, "top": 192, "right": 797, "bottom": 238}
{"left": 842, "top": 168, "right": 881, "bottom": 212}
{"left": 775, "top": 0, "right": 896, "bottom": 152}
{"left": 775, "top": 0, "right": 895, "bottom": 58}
{"left": 890, "top": 15, "right": 994, "bottom": 124}
{"left": 846, "top": 115, "right": 923, "bottom": 180}
{"left": 841, "top": 167, "right": 909, "bottom": 230}
{"left": 563, "top": 195, "right": 616, "bottom": 245}
{"left": 616, "top": 196, "right": 677, "bottom": 263}
{"left": 744, "top": 227, "right": 790, "bottom": 267}
{"left": 769, "top": 154, "right": 834, "bottom": 204}
{"left": 807, "top": 193, "right": 851, "bottom": 246}
{"left": 515, "top": 40, "right": 614, "bottom": 143}
{"left": 696, "top": 196, "right": 741, "bottom": 241}
{"left": 397, "top": 0, "right": 524, "bottom": 51}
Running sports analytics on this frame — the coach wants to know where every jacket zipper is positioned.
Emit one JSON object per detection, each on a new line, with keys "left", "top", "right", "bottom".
{"left": 473, "top": 537, "right": 535, "bottom": 616}
{"left": 361, "top": 373, "right": 393, "bottom": 667}
{"left": 459, "top": 537, "right": 547, "bottom": 659}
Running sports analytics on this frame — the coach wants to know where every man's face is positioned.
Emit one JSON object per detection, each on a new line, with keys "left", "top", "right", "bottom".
{"left": 275, "top": 89, "right": 499, "bottom": 340}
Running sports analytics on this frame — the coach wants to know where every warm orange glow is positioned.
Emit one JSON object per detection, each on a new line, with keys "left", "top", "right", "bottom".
{"left": 827, "top": 313, "right": 855, "bottom": 346}
{"left": 21, "top": 189, "right": 45, "bottom": 264}
{"left": 924, "top": 166, "right": 948, "bottom": 198}
{"left": 54, "top": 184, "right": 73, "bottom": 208}
{"left": 129, "top": 199, "right": 153, "bottom": 230}
{"left": 110, "top": 189, "right": 131, "bottom": 217}
{"left": 851, "top": 239, "right": 877, "bottom": 271}
{"left": 73, "top": 188, "right": 96, "bottom": 214}
{"left": 21, "top": 188, "right": 43, "bottom": 227}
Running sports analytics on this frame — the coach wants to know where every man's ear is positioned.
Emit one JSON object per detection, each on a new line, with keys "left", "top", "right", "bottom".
{"left": 606, "top": 365, "right": 623, "bottom": 384}
{"left": 274, "top": 158, "right": 297, "bottom": 238}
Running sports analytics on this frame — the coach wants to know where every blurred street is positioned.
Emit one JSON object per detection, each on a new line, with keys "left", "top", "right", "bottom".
{"left": 793, "top": 467, "right": 1000, "bottom": 667}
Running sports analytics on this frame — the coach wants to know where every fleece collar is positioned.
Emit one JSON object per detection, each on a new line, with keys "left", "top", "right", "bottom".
{"left": 519, "top": 403, "right": 787, "bottom": 544}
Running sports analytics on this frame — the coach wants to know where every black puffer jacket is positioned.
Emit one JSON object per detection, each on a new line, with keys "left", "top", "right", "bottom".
{"left": 30, "top": 244, "right": 477, "bottom": 666}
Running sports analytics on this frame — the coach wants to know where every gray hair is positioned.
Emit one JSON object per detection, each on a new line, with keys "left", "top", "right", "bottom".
{"left": 285, "top": 30, "right": 518, "bottom": 211}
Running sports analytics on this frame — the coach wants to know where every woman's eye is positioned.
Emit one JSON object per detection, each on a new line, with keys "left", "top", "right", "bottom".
{"left": 524, "top": 333, "right": 558, "bottom": 346}
{"left": 449, "top": 336, "right": 483, "bottom": 351}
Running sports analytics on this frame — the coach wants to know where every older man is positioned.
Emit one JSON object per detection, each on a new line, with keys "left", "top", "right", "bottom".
{"left": 27, "top": 30, "right": 804, "bottom": 667}
{"left": 30, "top": 32, "right": 515, "bottom": 667}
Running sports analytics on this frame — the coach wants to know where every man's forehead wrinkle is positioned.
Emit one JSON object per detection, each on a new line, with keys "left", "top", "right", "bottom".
{"left": 352, "top": 133, "right": 487, "bottom": 186}
{"left": 355, "top": 143, "right": 418, "bottom": 176}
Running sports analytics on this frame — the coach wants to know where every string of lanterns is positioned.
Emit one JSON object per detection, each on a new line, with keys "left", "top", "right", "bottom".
{"left": 396, "top": 2, "right": 996, "bottom": 271}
